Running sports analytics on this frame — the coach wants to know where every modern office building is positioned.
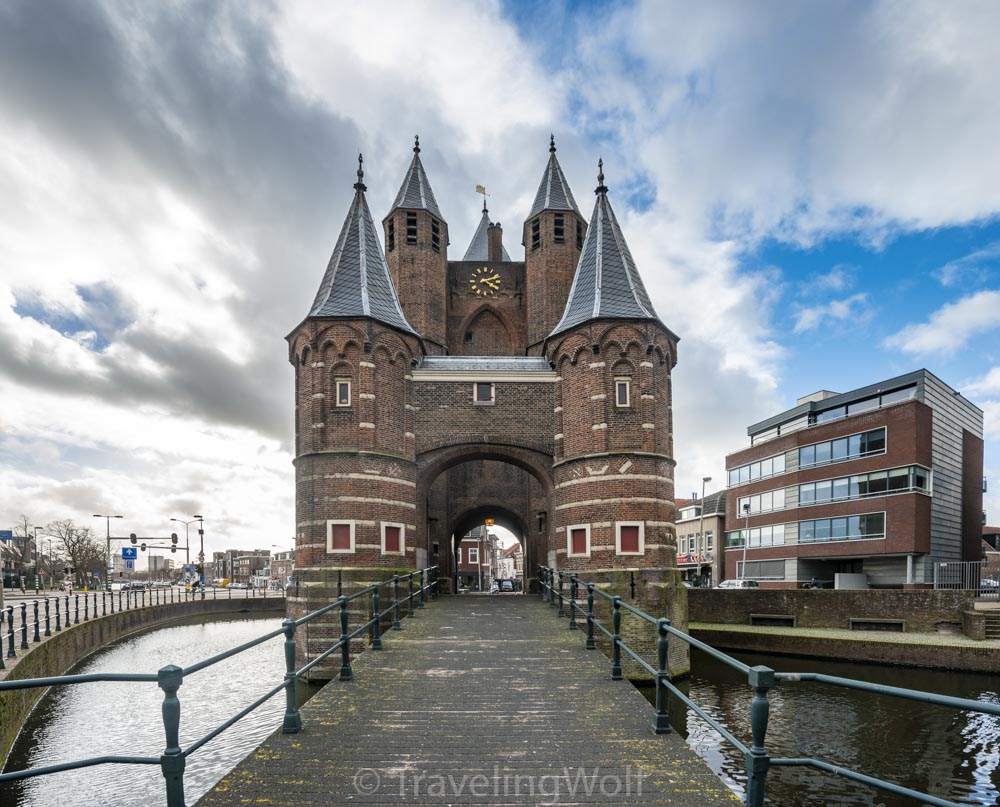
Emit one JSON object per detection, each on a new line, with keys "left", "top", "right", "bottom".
{"left": 724, "top": 370, "right": 983, "bottom": 588}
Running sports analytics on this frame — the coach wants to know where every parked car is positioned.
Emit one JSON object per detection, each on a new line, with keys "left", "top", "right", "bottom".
{"left": 979, "top": 578, "right": 999, "bottom": 595}
{"left": 717, "top": 579, "right": 759, "bottom": 589}
{"left": 500, "top": 580, "right": 514, "bottom": 592}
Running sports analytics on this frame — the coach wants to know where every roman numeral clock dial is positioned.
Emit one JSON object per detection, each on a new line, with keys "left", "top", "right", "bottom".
{"left": 469, "top": 266, "right": 501, "bottom": 297}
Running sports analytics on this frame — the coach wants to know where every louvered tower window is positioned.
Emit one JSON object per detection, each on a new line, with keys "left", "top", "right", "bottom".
{"left": 406, "top": 212, "right": 417, "bottom": 244}
{"left": 431, "top": 218, "right": 440, "bottom": 252}
{"left": 576, "top": 220, "right": 584, "bottom": 249}
{"left": 554, "top": 213, "right": 565, "bottom": 243}
{"left": 387, "top": 219, "right": 395, "bottom": 252}
{"left": 531, "top": 218, "right": 540, "bottom": 250}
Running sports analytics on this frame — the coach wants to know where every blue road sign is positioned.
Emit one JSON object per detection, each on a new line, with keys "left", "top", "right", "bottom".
{"left": 0, "top": 530, "right": 12, "bottom": 542}
{"left": 124, "top": 559, "right": 135, "bottom": 570}
{"left": 122, "top": 547, "right": 138, "bottom": 560}
{"left": 92, "top": 571, "right": 100, "bottom": 577}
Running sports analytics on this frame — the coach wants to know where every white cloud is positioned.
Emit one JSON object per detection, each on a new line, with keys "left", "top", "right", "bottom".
{"left": 965, "top": 367, "right": 1000, "bottom": 398}
{"left": 883, "top": 289, "right": 1000, "bottom": 356}
{"left": 934, "top": 242, "right": 1000, "bottom": 287}
{"left": 793, "top": 293, "right": 871, "bottom": 334}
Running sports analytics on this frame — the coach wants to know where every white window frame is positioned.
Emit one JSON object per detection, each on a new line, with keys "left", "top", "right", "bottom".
{"left": 326, "top": 520, "right": 356, "bottom": 554}
{"left": 469, "top": 547, "right": 480, "bottom": 564}
{"left": 473, "top": 382, "right": 495, "bottom": 405}
{"left": 380, "top": 522, "right": 405, "bottom": 555}
{"left": 567, "top": 523, "right": 591, "bottom": 558}
{"left": 335, "top": 378, "right": 352, "bottom": 407}
{"left": 614, "top": 378, "right": 631, "bottom": 408}
{"left": 615, "top": 521, "right": 644, "bottom": 555}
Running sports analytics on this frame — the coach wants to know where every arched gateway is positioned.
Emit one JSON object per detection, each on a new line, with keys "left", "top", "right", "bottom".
{"left": 286, "top": 140, "right": 689, "bottom": 677}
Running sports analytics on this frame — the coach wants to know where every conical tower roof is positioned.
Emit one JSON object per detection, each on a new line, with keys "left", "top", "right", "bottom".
{"left": 548, "top": 160, "right": 660, "bottom": 339}
{"left": 463, "top": 203, "right": 511, "bottom": 261}
{"left": 388, "top": 135, "right": 443, "bottom": 219}
{"left": 309, "top": 156, "right": 418, "bottom": 336}
{"left": 527, "top": 136, "right": 582, "bottom": 219}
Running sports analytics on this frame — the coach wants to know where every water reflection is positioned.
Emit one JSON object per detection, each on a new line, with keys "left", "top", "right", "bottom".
{"left": 646, "top": 652, "right": 1000, "bottom": 806}
{"left": 2, "top": 613, "right": 313, "bottom": 807}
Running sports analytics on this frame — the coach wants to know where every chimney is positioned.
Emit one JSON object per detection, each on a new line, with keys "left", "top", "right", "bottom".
{"left": 488, "top": 222, "right": 503, "bottom": 262}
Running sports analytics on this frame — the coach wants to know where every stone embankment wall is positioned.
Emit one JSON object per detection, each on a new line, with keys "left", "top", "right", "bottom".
{"left": 0, "top": 597, "right": 283, "bottom": 768}
{"left": 689, "top": 589, "right": 974, "bottom": 633}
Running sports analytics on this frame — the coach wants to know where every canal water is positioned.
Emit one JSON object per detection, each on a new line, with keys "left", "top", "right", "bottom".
{"left": 643, "top": 650, "right": 1000, "bottom": 806}
{"left": 1, "top": 612, "right": 317, "bottom": 807}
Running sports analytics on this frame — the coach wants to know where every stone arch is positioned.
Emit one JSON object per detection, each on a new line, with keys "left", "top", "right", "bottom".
{"left": 417, "top": 442, "right": 554, "bottom": 495}
{"left": 459, "top": 305, "right": 515, "bottom": 356}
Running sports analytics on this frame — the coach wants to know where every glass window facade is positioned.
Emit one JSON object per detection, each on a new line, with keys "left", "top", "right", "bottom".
{"left": 799, "top": 512, "right": 885, "bottom": 544}
{"left": 737, "top": 560, "right": 785, "bottom": 580}
{"left": 725, "top": 524, "right": 785, "bottom": 549}
{"left": 728, "top": 452, "right": 786, "bottom": 487}
{"left": 799, "top": 465, "right": 930, "bottom": 505}
{"left": 737, "top": 489, "right": 786, "bottom": 515}
{"left": 799, "top": 427, "right": 885, "bottom": 469}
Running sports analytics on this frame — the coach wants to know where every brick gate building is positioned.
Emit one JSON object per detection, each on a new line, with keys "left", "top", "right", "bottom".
{"left": 286, "top": 138, "right": 688, "bottom": 676}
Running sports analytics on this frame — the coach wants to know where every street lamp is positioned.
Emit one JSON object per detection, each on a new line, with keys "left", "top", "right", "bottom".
{"left": 32, "top": 526, "right": 41, "bottom": 593}
{"left": 169, "top": 518, "right": 198, "bottom": 565}
{"left": 741, "top": 503, "right": 751, "bottom": 581}
{"left": 93, "top": 514, "right": 123, "bottom": 591}
{"left": 697, "top": 476, "right": 712, "bottom": 587}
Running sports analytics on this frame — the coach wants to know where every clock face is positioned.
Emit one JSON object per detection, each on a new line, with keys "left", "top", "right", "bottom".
{"left": 469, "top": 266, "right": 501, "bottom": 297}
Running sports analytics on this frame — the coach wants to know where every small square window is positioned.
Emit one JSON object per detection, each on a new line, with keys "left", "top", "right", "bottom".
{"left": 465, "top": 331, "right": 474, "bottom": 344}
{"left": 335, "top": 379, "right": 351, "bottom": 407}
{"left": 616, "top": 522, "right": 644, "bottom": 555}
{"left": 381, "top": 522, "right": 405, "bottom": 555}
{"left": 567, "top": 524, "right": 590, "bottom": 557}
{"left": 615, "top": 379, "right": 631, "bottom": 408}
{"left": 327, "top": 521, "right": 355, "bottom": 553}
{"left": 474, "top": 382, "right": 495, "bottom": 404}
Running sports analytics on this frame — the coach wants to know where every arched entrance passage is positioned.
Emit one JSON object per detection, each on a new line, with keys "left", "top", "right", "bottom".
{"left": 416, "top": 443, "right": 553, "bottom": 593}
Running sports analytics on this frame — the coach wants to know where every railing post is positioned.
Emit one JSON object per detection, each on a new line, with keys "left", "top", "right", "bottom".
{"left": 428, "top": 567, "right": 436, "bottom": 601}
{"left": 548, "top": 568, "right": 556, "bottom": 608}
{"left": 407, "top": 573, "right": 415, "bottom": 618}
{"left": 745, "top": 665, "right": 775, "bottom": 807}
{"left": 111, "top": 590, "right": 116, "bottom": 613}
{"left": 610, "top": 596, "right": 623, "bottom": 680}
{"left": 6, "top": 605, "right": 15, "bottom": 658}
{"left": 84, "top": 592, "right": 89, "bottom": 621}
{"left": 32, "top": 600, "right": 41, "bottom": 643}
{"left": 20, "top": 602, "right": 29, "bottom": 649}
{"left": 0, "top": 614, "right": 4, "bottom": 669}
{"left": 568, "top": 576, "right": 578, "bottom": 630}
{"left": 102, "top": 591, "right": 107, "bottom": 616}
{"left": 281, "top": 618, "right": 302, "bottom": 733}
{"left": 537, "top": 566, "right": 543, "bottom": 599}
{"left": 65, "top": 595, "right": 70, "bottom": 627}
{"left": 44, "top": 597, "right": 51, "bottom": 637}
{"left": 371, "top": 586, "right": 383, "bottom": 650}
{"left": 339, "top": 596, "right": 353, "bottom": 681}
{"left": 74, "top": 594, "right": 79, "bottom": 625}
{"left": 585, "top": 584, "right": 596, "bottom": 649}
{"left": 653, "top": 618, "right": 671, "bottom": 734}
{"left": 55, "top": 596, "right": 62, "bottom": 632}
{"left": 558, "top": 571, "right": 566, "bottom": 617}
{"left": 418, "top": 569, "right": 426, "bottom": 608}
{"left": 157, "top": 664, "right": 186, "bottom": 807}
{"left": 94, "top": 591, "right": 98, "bottom": 616}
{"left": 392, "top": 575, "right": 402, "bottom": 631}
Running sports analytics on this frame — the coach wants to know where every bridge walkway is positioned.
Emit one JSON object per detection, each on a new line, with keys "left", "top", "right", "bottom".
{"left": 199, "top": 595, "right": 738, "bottom": 805}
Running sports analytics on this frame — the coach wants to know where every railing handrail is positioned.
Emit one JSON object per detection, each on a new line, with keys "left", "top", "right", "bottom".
{"left": 538, "top": 565, "right": 997, "bottom": 807}
{"left": 0, "top": 564, "right": 440, "bottom": 807}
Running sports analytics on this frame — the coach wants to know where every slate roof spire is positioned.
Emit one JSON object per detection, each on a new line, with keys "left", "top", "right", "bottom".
{"left": 388, "top": 134, "right": 444, "bottom": 219}
{"left": 309, "top": 154, "right": 418, "bottom": 336}
{"left": 463, "top": 201, "right": 512, "bottom": 262}
{"left": 547, "top": 159, "right": 660, "bottom": 339}
{"left": 528, "top": 134, "right": 582, "bottom": 219}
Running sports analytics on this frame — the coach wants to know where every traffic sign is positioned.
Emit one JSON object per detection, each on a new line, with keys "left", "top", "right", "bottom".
{"left": 92, "top": 571, "right": 99, "bottom": 577}
{"left": 122, "top": 547, "right": 138, "bottom": 560}
{"left": 124, "top": 559, "right": 135, "bottom": 570}
{"left": 0, "top": 530, "right": 12, "bottom": 542}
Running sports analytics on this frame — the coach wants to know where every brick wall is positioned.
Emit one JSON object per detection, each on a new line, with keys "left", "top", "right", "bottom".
{"left": 525, "top": 210, "right": 586, "bottom": 351}
{"left": 689, "top": 588, "right": 974, "bottom": 632}
{"left": 447, "top": 260, "right": 526, "bottom": 355}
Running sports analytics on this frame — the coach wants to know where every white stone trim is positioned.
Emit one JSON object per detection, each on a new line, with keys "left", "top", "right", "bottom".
{"left": 381, "top": 521, "right": 406, "bottom": 555}
{"left": 554, "top": 433, "right": 564, "bottom": 441}
{"left": 327, "top": 520, "right": 356, "bottom": 554}
{"left": 616, "top": 521, "right": 645, "bottom": 555}
{"left": 359, "top": 422, "right": 376, "bottom": 429}
{"left": 566, "top": 523, "right": 591, "bottom": 558}
{"left": 412, "top": 371, "right": 556, "bottom": 382}
{"left": 359, "top": 393, "right": 375, "bottom": 399}
{"left": 325, "top": 496, "right": 416, "bottom": 509}
{"left": 642, "top": 423, "right": 655, "bottom": 429}
{"left": 322, "top": 473, "right": 415, "bottom": 488}
{"left": 589, "top": 362, "right": 606, "bottom": 369}
{"left": 360, "top": 361, "right": 376, "bottom": 368}
{"left": 554, "top": 406, "right": 563, "bottom": 413}
{"left": 556, "top": 497, "right": 665, "bottom": 510}
{"left": 592, "top": 423, "right": 608, "bottom": 431}
{"left": 312, "top": 393, "right": 325, "bottom": 399}
{"left": 311, "top": 423, "right": 324, "bottom": 429}
{"left": 591, "top": 393, "right": 607, "bottom": 400}
{"left": 312, "top": 361, "right": 325, "bottom": 368}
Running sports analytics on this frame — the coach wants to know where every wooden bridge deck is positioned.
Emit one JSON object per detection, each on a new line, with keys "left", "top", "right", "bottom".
{"left": 198, "top": 596, "right": 739, "bottom": 806}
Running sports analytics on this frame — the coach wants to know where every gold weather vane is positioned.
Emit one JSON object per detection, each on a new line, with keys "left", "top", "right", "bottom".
{"left": 475, "top": 184, "right": 490, "bottom": 211}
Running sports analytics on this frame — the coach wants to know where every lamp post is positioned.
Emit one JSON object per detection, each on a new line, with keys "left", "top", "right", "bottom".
{"left": 741, "top": 503, "right": 751, "bottom": 581}
{"left": 697, "top": 476, "right": 712, "bottom": 587}
{"left": 194, "top": 516, "right": 205, "bottom": 597}
{"left": 169, "top": 518, "right": 197, "bottom": 566}
{"left": 93, "top": 514, "right": 123, "bottom": 591}
{"left": 32, "top": 526, "right": 41, "bottom": 593}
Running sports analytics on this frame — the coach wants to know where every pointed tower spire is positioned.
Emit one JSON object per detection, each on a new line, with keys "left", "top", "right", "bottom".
{"left": 464, "top": 204, "right": 511, "bottom": 262}
{"left": 308, "top": 155, "right": 417, "bottom": 336}
{"left": 388, "top": 134, "right": 443, "bottom": 218}
{"left": 528, "top": 135, "right": 581, "bottom": 219}
{"left": 548, "top": 159, "right": 660, "bottom": 339}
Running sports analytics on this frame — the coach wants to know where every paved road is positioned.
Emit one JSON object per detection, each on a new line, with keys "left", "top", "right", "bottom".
{"left": 198, "top": 596, "right": 739, "bottom": 806}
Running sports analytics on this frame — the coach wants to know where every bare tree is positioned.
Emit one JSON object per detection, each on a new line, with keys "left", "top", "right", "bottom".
{"left": 46, "top": 519, "right": 104, "bottom": 585}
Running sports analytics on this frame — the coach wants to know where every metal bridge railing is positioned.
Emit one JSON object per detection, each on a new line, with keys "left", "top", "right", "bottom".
{"left": 538, "top": 565, "right": 1000, "bottom": 807}
{"left": 0, "top": 566, "right": 439, "bottom": 806}
{"left": 0, "top": 584, "right": 283, "bottom": 668}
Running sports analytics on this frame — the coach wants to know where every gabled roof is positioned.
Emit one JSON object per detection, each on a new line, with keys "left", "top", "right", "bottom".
{"left": 388, "top": 135, "right": 443, "bottom": 219}
{"left": 548, "top": 160, "right": 661, "bottom": 339}
{"left": 463, "top": 205, "right": 511, "bottom": 261}
{"left": 308, "top": 156, "right": 418, "bottom": 336}
{"left": 527, "top": 136, "right": 582, "bottom": 219}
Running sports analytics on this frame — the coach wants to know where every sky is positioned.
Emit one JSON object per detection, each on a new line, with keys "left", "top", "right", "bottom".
{"left": 2, "top": 0, "right": 1000, "bottom": 565}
